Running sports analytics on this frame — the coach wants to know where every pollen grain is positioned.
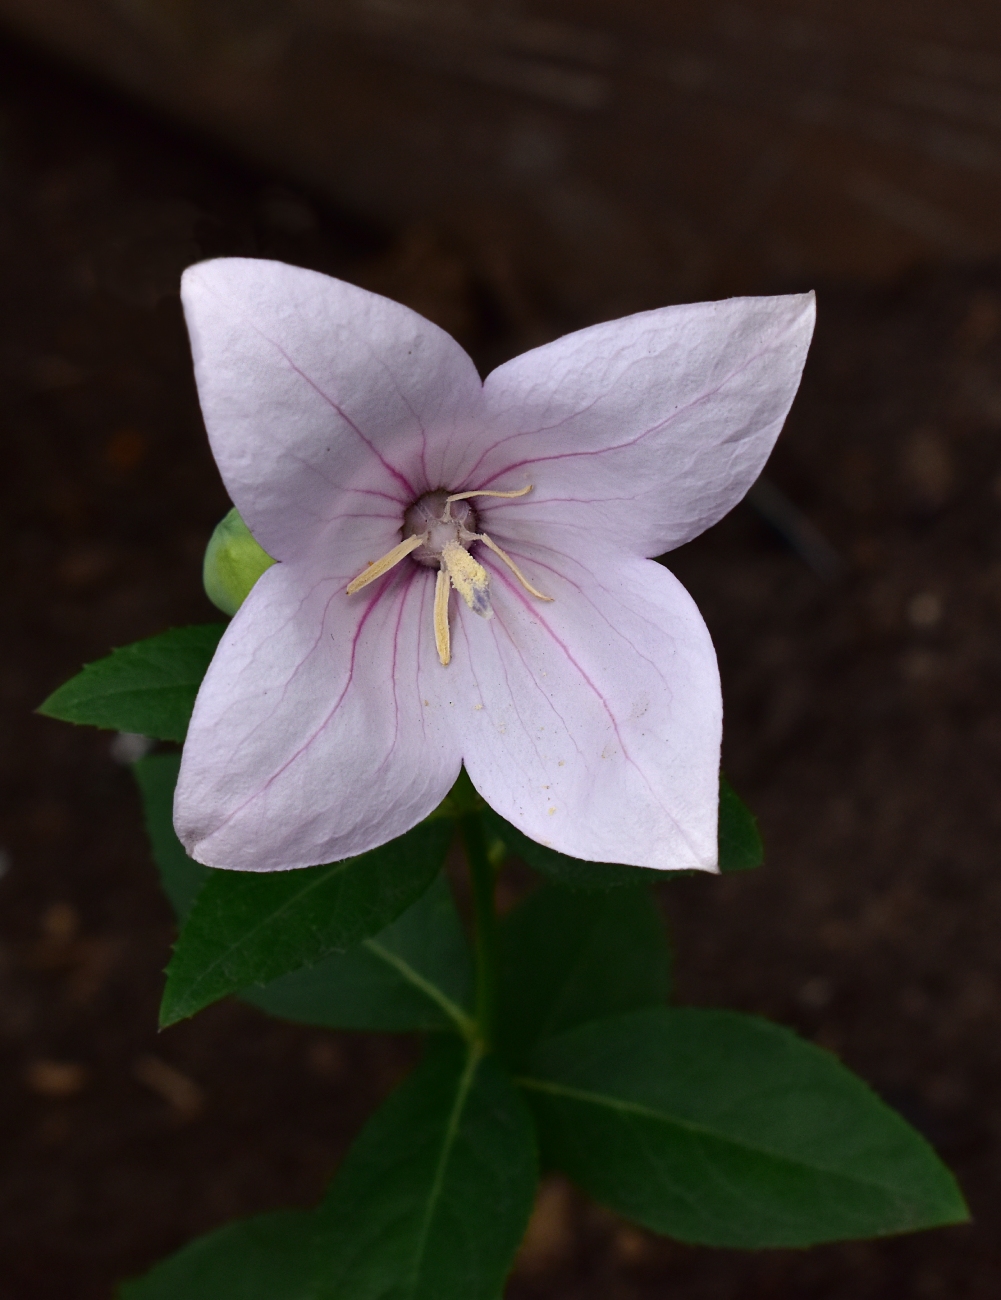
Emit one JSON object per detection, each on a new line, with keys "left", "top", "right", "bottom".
{"left": 441, "top": 540, "right": 492, "bottom": 618}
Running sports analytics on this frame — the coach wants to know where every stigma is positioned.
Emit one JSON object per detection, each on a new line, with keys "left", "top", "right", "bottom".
{"left": 346, "top": 486, "right": 552, "bottom": 666}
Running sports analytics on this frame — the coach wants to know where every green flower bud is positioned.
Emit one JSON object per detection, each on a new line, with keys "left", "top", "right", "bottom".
{"left": 203, "top": 507, "right": 275, "bottom": 615}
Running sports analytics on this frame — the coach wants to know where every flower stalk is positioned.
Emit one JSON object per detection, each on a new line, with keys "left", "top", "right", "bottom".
{"left": 460, "top": 811, "right": 498, "bottom": 1050}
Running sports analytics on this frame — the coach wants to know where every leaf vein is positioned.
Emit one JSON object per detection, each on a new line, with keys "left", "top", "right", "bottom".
{"left": 515, "top": 1075, "right": 920, "bottom": 1197}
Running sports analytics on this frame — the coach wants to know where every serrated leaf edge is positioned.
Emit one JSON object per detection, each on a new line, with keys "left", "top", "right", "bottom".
{"left": 161, "top": 858, "right": 366, "bottom": 1025}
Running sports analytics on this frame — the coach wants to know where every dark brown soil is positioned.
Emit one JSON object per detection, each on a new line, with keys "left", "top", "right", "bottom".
{"left": 1, "top": 34, "right": 999, "bottom": 1300}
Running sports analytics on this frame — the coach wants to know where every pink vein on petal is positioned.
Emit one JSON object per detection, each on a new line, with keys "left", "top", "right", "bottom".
{"left": 370, "top": 567, "right": 418, "bottom": 778}
{"left": 487, "top": 542, "right": 675, "bottom": 694}
{"left": 459, "top": 394, "right": 603, "bottom": 484}
{"left": 200, "top": 578, "right": 399, "bottom": 841}
{"left": 227, "top": 578, "right": 342, "bottom": 747}
{"left": 472, "top": 330, "right": 791, "bottom": 491}
{"left": 480, "top": 493, "right": 637, "bottom": 511}
{"left": 480, "top": 614, "right": 550, "bottom": 771}
{"left": 454, "top": 614, "right": 486, "bottom": 730}
{"left": 457, "top": 605, "right": 565, "bottom": 774}
{"left": 358, "top": 337, "right": 433, "bottom": 489}
{"left": 486, "top": 561, "right": 702, "bottom": 856}
{"left": 282, "top": 450, "right": 410, "bottom": 507}
{"left": 486, "top": 607, "right": 585, "bottom": 767}
{"left": 248, "top": 323, "right": 417, "bottom": 499}
{"left": 414, "top": 570, "right": 430, "bottom": 741}
{"left": 488, "top": 562, "right": 629, "bottom": 761}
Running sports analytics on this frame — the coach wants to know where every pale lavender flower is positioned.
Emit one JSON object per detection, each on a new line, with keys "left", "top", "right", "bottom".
{"left": 174, "top": 259, "right": 814, "bottom": 872}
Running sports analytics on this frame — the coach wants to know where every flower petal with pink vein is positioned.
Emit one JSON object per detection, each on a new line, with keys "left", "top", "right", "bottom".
{"left": 181, "top": 258, "right": 484, "bottom": 563}
{"left": 453, "top": 293, "right": 815, "bottom": 560}
{"left": 174, "top": 556, "right": 462, "bottom": 870}
{"left": 452, "top": 542, "right": 721, "bottom": 871}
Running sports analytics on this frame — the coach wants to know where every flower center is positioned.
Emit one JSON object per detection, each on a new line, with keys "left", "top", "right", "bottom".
{"left": 346, "top": 485, "right": 552, "bottom": 667}
{"left": 403, "top": 490, "right": 478, "bottom": 566}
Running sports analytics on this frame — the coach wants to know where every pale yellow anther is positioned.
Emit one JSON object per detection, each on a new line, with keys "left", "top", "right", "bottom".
{"left": 346, "top": 533, "right": 425, "bottom": 595}
{"left": 441, "top": 541, "right": 492, "bottom": 618}
{"left": 444, "top": 484, "right": 533, "bottom": 515}
{"left": 473, "top": 533, "right": 553, "bottom": 602}
{"left": 433, "top": 568, "right": 451, "bottom": 666}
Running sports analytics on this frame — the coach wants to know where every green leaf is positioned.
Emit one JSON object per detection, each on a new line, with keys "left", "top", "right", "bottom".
{"left": 38, "top": 625, "right": 225, "bottom": 742}
{"left": 244, "top": 874, "right": 475, "bottom": 1036}
{"left": 160, "top": 817, "right": 455, "bottom": 1027}
{"left": 496, "top": 884, "right": 669, "bottom": 1067}
{"left": 118, "top": 1208, "right": 317, "bottom": 1300}
{"left": 311, "top": 1040, "right": 537, "bottom": 1300}
{"left": 131, "top": 752, "right": 469, "bottom": 1033}
{"left": 132, "top": 752, "right": 209, "bottom": 921}
{"left": 718, "top": 775, "right": 763, "bottom": 871}
{"left": 521, "top": 1007, "right": 969, "bottom": 1247}
{"left": 483, "top": 774, "right": 761, "bottom": 889}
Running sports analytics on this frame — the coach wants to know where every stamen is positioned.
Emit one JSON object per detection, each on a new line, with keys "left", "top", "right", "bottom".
{"left": 346, "top": 533, "right": 425, "bottom": 595}
{"left": 473, "top": 532, "right": 553, "bottom": 601}
{"left": 444, "top": 484, "right": 533, "bottom": 520}
{"left": 445, "top": 484, "right": 533, "bottom": 508}
{"left": 441, "top": 540, "right": 492, "bottom": 618}
{"left": 347, "top": 484, "right": 550, "bottom": 670}
{"left": 433, "top": 568, "right": 451, "bottom": 666}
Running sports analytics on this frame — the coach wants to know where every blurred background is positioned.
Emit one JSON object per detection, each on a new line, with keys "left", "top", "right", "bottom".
{"left": 1, "top": 2, "right": 1001, "bottom": 1296}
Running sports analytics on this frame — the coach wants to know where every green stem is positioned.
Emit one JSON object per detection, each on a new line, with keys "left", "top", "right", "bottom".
{"left": 460, "top": 811, "right": 497, "bottom": 1049}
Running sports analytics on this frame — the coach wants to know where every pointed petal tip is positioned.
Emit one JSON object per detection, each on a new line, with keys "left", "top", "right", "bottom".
{"left": 775, "top": 288, "right": 817, "bottom": 345}
{"left": 795, "top": 287, "right": 817, "bottom": 328}
{"left": 733, "top": 286, "right": 816, "bottom": 336}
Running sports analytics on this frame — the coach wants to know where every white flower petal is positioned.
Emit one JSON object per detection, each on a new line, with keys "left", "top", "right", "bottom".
{"left": 174, "top": 558, "right": 462, "bottom": 870}
{"left": 452, "top": 544, "right": 722, "bottom": 871}
{"left": 460, "top": 293, "right": 815, "bottom": 557}
{"left": 181, "top": 258, "right": 484, "bottom": 561}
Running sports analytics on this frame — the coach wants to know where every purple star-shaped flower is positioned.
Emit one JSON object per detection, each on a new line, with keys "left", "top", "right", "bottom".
{"left": 174, "top": 259, "right": 814, "bottom": 873}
